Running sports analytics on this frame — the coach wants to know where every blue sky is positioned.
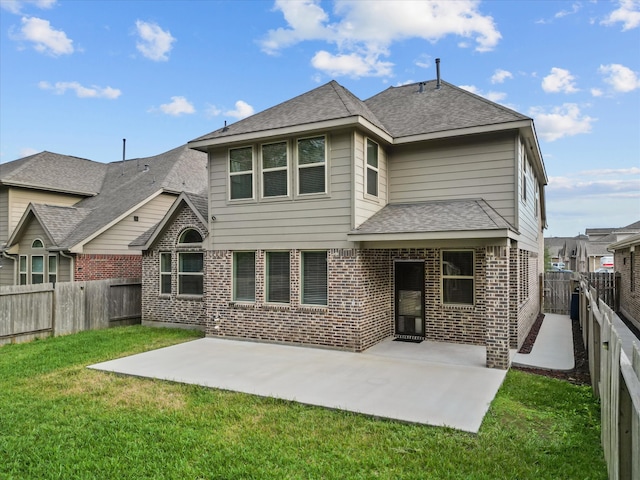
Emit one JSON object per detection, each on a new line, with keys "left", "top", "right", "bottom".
{"left": 1, "top": 0, "right": 638, "bottom": 237}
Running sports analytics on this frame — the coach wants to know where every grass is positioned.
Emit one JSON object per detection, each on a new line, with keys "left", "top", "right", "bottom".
{"left": 0, "top": 326, "right": 606, "bottom": 479}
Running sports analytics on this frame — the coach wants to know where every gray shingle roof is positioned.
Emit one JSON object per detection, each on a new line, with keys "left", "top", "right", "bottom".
{"left": 350, "top": 199, "right": 513, "bottom": 236}
{"left": 364, "top": 80, "right": 530, "bottom": 139}
{"left": 30, "top": 204, "right": 92, "bottom": 245}
{"left": 0, "top": 151, "right": 107, "bottom": 195}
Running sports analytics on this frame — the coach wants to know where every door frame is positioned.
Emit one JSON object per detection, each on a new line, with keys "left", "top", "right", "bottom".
{"left": 393, "top": 260, "right": 425, "bottom": 340}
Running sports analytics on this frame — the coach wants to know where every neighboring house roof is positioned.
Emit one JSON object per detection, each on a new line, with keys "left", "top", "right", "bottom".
{"left": 608, "top": 232, "right": 640, "bottom": 251}
{"left": 130, "top": 191, "right": 209, "bottom": 250}
{"left": 0, "top": 151, "right": 107, "bottom": 196}
{"left": 6, "top": 145, "right": 207, "bottom": 252}
{"left": 347, "top": 199, "right": 516, "bottom": 241}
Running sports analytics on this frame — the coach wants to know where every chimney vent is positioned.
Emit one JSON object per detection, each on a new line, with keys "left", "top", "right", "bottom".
{"left": 435, "top": 58, "right": 441, "bottom": 89}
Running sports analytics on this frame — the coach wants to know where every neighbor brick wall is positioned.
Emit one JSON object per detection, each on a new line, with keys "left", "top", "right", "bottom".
{"left": 615, "top": 247, "right": 640, "bottom": 325}
{"left": 74, "top": 254, "right": 142, "bottom": 281}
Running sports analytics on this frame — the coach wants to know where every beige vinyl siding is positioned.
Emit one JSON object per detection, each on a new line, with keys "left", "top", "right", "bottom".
{"left": 0, "top": 187, "right": 8, "bottom": 245}
{"left": 353, "top": 131, "right": 388, "bottom": 228}
{"left": 8, "top": 187, "right": 83, "bottom": 236}
{"left": 83, "top": 193, "right": 177, "bottom": 254}
{"left": 388, "top": 132, "right": 517, "bottom": 226}
{"left": 18, "top": 216, "right": 50, "bottom": 250}
{"left": 57, "top": 254, "right": 72, "bottom": 283}
{"left": 208, "top": 131, "right": 353, "bottom": 250}
{"left": 516, "top": 137, "right": 542, "bottom": 252}
{"left": 0, "top": 255, "right": 15, "bottom": 285}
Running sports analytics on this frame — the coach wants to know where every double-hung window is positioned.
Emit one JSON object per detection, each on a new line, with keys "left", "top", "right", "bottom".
{"left": 48, "top": 255, "right": 57, "bottom": 284}
{"left": 297, "top": 136, "right": 326, "bottom": 195}
{"left": 19, "top": 255, "right": 27, "bottom": 285}
{"left": 365, "top": 139, "right": 379, "bottom": 197}
{"left": 234, "top": 252, "right": 256, "bottom": 302}
{"left": 31, "top": 255, "right": 44, "bottom": 284}
{"left": 266, "top": 251, "right": 290, "bottom": 303}
{"left": 160, "top": 252, "right": 171, "bottom": 294}
{"left": 262, "top": 142, "right": 288, "bottom": 198}
{"left": 301, "top": 251, "right": 327, "bottom": 305}
{"left": 229, "top": 146, "right": 254, "bottom": 200}
{"left": 178, "top": 253, "right": 203, "bottom": 296}
{"left": 442, "top": 251, "right": 474, "bottom": 305}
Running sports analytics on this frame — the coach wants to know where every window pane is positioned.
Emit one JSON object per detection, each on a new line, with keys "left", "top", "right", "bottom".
{"left": 19, "top": 274, "right": 27, "bottom": 285}
{"left": 263, "top": 142, "right": 287, "bottom": 169}
{"left": 48, "top": 256, "right": 57, "bottom": 273}
{"left": 32, "top": 256, "right": 44, "bottom": 273}
{"left": 160, "top": 253, "right": 171, "bottom": 272}
{"left": 32, "top": 239, "right": 44, "bottom": 248}
{"left": 299, "top": 166, "right": 325, "bottom": 194}
{"left": 179, "top": 253, "right": 203, "bottom": 273}
{"left": 161, "top": 275, "right": 171, "bottom": 294}
{"left": 48, "top": 275, "right": 56, "bottom": 284}
{"left": 267, "top": 252, "right": 290, "bottom": 303}
{"left": 366, "top": 168, "right": 378, "bottom": 196}
{"left": 366, "top": 140, "right": 378, "bottom": 168}
{"left": 234, "top": 252, "right": 255, "bottom": 302}
{"left": 298, "top": 137, "right": 325, "bottom": 165}
{"left": 20, "top": 256, "right": 27, "bottom": 271}
{"left": 179, "top": 229, "right": 202, "bottom": 244}
{"left": 32, "top": 274, "right": 44, "bottom": 284}
{"left": 179, "top": 275, "right": 203, "bottom": 295}
{"left": 443, "top": 279, "right": 474, "bottom": 304}
{"left": 442, "top": 251, "right": 473, "bottom": 276}
{"left": 302, "top": 251, "right": 327, "bottom": 305}
{"left": 231, "top": 173, "right": 253, "bottom": 199}
{"left": 230, "top": 147, "right": 253, "bottom": 172}
{"left": 264, "top": 170, "right": 288, "bottom": 197}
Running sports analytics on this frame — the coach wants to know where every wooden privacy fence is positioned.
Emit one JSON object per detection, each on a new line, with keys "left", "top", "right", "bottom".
{"left": 0, "top": 278, "right": 141, "bottom": 345}
{"left": 579, "top": 276, "right": 640, "bottom": 480}
{"left": 544, "top": 271, "right": 617, "bottom": 314}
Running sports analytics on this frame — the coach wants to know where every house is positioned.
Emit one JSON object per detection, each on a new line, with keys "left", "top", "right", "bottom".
{"left": 0, "top": 145, "right": 207, "bottom": 286}
{"left": 136, "top": 77, "right": 548, "bottom": 369}
{"left": 545, "top": 236, "right": 583, "bottom": 271}
{"left": 608, "top": 232, "right": 640, "bottom": 331}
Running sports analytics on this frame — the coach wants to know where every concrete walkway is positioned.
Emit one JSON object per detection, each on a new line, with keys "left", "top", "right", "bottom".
{"left": 89, "top": 313, "right": 575, "bottom": 433}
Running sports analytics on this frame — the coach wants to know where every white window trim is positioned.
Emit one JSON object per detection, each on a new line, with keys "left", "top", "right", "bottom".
{"left": 296, "top": 135, "right": 328, "bottom": 197}
{"left": 159, "top": 252, "right": 172, "bottom": 295}
{"left": 177, "top": 251, "right": 204, "bottom": 297}
{"left": 265, "top": 251, "right": 291, "bottom": 304}
{"left": 441, "top": 250, "right": 475, "bottom": 306}
{"left": 19, "top": 255, "right": 27, "bottom": 285}
{"left": 228, "top": 146, "right": 255, "bottom": 202}
{"left": 31, "top": 254, "right": 44, "bottom": 284}
{"left": 261, "top": 141, "right": 290, "bottom": 199}
{"left": 48, "top": 255, "right": 57, "bottom": 284}
{"left": 300, "top": 250, "right": 328, "bottom": 307}
{"left": 364, "top": 138, "right": 379, "bottom": 199}
{"left": 233, "top": 251, "right": 256, "bottom": 303}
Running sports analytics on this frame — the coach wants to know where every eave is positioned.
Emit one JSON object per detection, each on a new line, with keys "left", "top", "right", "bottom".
{"left": 346, "top": 228, "right": 518, "bottom": 243}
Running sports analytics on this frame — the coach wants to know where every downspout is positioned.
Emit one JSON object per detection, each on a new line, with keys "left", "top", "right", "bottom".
{"left": 59, "top": 250, "right": 75, "bottom": 283}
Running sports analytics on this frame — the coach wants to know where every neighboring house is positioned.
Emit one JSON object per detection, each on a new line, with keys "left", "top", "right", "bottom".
{"left": 136, "top": 78, "right": 548, "bottom": 370}
{"left": 1, "top": 145, "right": 207, "bottom": 286}
{"left": 574, "top": 221, "right": 640, "bottom": 273}
{"left": 608, "top": 233, "right": 640, "bottom": 331}
{"left": 545, "top": 236, "right": 582, "bottom": 271}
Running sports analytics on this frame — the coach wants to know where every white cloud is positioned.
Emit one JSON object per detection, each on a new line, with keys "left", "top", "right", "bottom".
{"left": 414, "top": 54, "right": 431, "bottom": 69}
{"left": 542, "top": 67, "right": 579, "bottom": 93}
{"left": 38, "top": 81, "right": 121, "bottom": 99}
{"left": 261, "top": 0, "right": 501, "bottom": 78}
{"left": 590, "top": 88, "right": 603, "bottom": 97}
{"left": 11, "top": 16, "right": 73, "bottom": 56}
{"left": 19, "top": 147, "right": 39, "bottom": 158}
{"left": 159, "top": 96, "right": 195, "bottom": 116}
{"left": 598, "top": 63, "right": 640, "bottom": 93}
{"left": 601, "top": 0, "right": 640, "bottom": 31}
{"left": 135, "top": 20, "right": 175, "bottom": 61}
{"left": 529, "top": 103, "right": 595, "bottom": 141}
{"left": 554, "top": 2, "right": 581, "bottom": 19}
{"left": 459, "top": 84, "right": 506, "bottom": 103}
{"left": 224, "top": 100, "right": 254, "bottom": 120}
{"left": 1, "top": 0, "right": 56, "bottom": 14}
{"left": 491, "top": 69, "right": 513, "bottom": 84}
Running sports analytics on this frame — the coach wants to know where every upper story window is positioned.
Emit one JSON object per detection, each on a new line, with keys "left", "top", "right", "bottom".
{"left": 262, "top": 142, "right": 288, "bottom": 198}
{"left": 297, "top": 136, "right": 326, "bottom": 195}
{"left": 229, "top": 146, "right": 254, "bottom": 200}
{"left": 365, "top": 139, "right": 379, "bottom": 197}
{"left": 32, "top": 239, "right": 44, "bottom": 248}
{"left": 441, "top": 250, "right": 474, "bottom": 305}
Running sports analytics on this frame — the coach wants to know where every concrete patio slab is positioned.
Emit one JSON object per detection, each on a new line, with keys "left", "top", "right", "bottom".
{"left": 512, "top": 313, "right": 574, "bottom": 371}
{"left": 89, "top": 337, "right": 507, "bottom": 433}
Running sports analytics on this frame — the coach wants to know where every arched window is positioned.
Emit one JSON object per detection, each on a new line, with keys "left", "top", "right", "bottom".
{"left": 178, "top": 228, "right": 202, "bottom": 244}
{"left": 32, "top": 239, "right": 44, "bottom": 248}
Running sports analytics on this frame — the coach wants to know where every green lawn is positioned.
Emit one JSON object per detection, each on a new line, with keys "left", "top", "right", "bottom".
{"left": 0, "top": 326, "right": 606, "bottom": 479}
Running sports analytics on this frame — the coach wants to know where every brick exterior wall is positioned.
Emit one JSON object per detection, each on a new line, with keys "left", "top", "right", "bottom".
{"left": 484, "top": 246, "right": 510, "bottom": 369}
{"left": 74, "top": 254, "right": 142, "bottom": 281}
{"left": 516, "top": 250, "right": 540, "bottom": 348}
{"left": 141, "top": 204, "right": 207, "bottom": 329}
{"left": 615, "top": 247, "right": 640, "bottom": 325}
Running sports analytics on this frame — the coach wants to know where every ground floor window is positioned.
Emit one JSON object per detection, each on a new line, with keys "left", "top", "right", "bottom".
{"left": 48, "top": 255, "right": 57, "bottom": 284}
{"left": 160, "top": 252, "right": 171, "bottom": 294}
{"left": 441, "top": 250, "right": 474, "bottom": 305}
{"left": 178, "top": 252, "right": 203, "bottom": 296}
{"left": 267, "top": 251, "right": 290, "bottom": 303}
{"left": 301, "top": 251, "right": 327, "bottom": 305}
{"left": 19, "top": 255, "right": 27, "bottom": 285}
{"left": 234, "top": 251, "right": 256, "bottom": 302}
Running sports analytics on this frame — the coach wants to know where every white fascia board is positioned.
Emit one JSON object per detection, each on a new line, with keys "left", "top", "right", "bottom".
{"left": 347, "top": 228, "right": 517, "bottom": 243}
{"left": 69, "top": 189, "right": 166, "bottom": 253}
{"left": 188, "top": 116, "right": 392, "bottom": 151}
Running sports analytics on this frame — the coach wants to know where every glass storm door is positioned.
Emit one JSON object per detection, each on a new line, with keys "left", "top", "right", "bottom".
{"left": 394, "top": 262, "right": 425, "bottom": 339}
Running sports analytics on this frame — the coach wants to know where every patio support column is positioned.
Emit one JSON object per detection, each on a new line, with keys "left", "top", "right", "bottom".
{"left": 485, "top": 245, "right": 510, "bottom": 369}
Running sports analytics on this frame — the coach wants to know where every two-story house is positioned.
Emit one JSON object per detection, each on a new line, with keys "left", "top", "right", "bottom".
{"left": 1, "top": 145, "right": 207, "bottom": 286}
{"left": 136, "top": 77, "right": 547, "bottom": 369}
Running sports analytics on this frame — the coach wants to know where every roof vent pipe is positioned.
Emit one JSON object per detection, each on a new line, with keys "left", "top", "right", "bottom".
{"left": 418, "top": 82, "right": 424, "bottom": 93}
{"left": 435, "top": 58, "right": 441, "bottom": 89}
{"left": 121, "top": 138, "right": 126, "bottom": 176}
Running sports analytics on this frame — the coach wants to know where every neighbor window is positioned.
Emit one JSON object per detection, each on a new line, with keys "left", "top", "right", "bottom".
{"left": 301, "top": 251, "right": 327, "bottom": 305}
{"left": 178, "top": 252, "right": 203, "bottom": 296}
{"left": 31, "top": 255, "right": 44, "bottom": 284}
{"left": 19, "top": 255, "right": 27, "bottom": 285}
{"left": 234, "top": 252, "right": 256, "bottom": 302}
{"left": 48, "top": 255, "right": 57, "bottom": 284}
{"left": 160, "top": 252, "right": 171, "bottom": 294}
{"left": 442, "top": 250, "right": 474, "bottom": 305}
{"left": 266, "top": 251, "right": 290, "bottom": 303}
{"left": 365, "top": 138, "right": 379, "bottom": 197}
{"left": 297, "top": 136, "right": 326, "bottom": 195}
{"left": 229, "top": 146, "right": 254, "bottom": 200}
{"left": 262, "top": 142, "right": 288, "bottom": 197}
